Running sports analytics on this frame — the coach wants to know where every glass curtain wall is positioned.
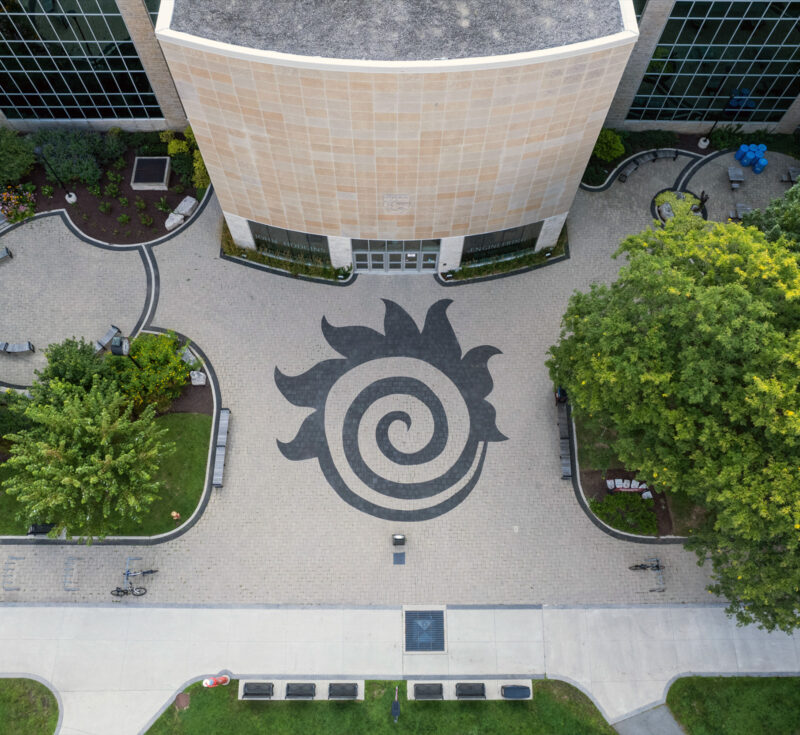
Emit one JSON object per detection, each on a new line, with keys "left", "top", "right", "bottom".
{"left": 461, "top": 222, "right": 542, "bottom": 266}
{"left": 628, "top": 0, "right": 800, "bottom": 122}
{"left": 0, "top": 0, "right": 162, "bottom": 120}
{"left": 248, "top": 221, "right": 332, "bottom": 265}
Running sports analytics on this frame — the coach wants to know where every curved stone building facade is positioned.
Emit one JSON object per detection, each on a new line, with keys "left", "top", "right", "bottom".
{"left": 156, "top": 0, "right": 638, "bottom": 273}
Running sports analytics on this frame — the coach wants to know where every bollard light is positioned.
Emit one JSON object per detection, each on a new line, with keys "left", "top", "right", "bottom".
{"left": 392, "top": 534, "right": 406, "bottom": 546}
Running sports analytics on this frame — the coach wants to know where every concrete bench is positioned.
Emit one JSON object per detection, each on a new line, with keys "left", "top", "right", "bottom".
{"left": 456, "top": 683, "right": 486, "bottom": 700}
{"left": 0, "top": 246, "right": 12, "bottom": 261}
{"left": 328, "top": 683, "right": 358, "bottom": 700}
{"left": 501, "top": 685, "right": 532, "bottom": 700}
{"left": 240, "top": 682, "right": 274, "bottom": 700}
{"left": 285, "top": 683, "right": 315, "bottom": 700}
{"left": 212, "top": 408, "right": 231, "bottom": 489}
{"left": 618, "top": 161, "right": 638, "bottom": 182}
{"left": 635, "top": 151, "right": 657, "bottom": 164}
{"left": 2, "top": 341, "right": 35, "bottom": 354}
{"left": 655, "top": 148, "right": 678, "bottom": 160}
{"left": 414, "top": 683, "right": 444, "bottom": 700}
{"left": 94, "top": 325, "right": 120, "bottom": 353}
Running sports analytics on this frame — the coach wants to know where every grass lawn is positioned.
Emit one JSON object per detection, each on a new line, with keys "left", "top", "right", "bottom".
{"left": 148, "top": 679, "right": 614, "bottom": 735}
{"left": 115, "top": 413, "right": 212, "bottom": 536}
{"left": 0, "top": 413, "right": 211, "bottom": 537}
{"left": 0, "top": 678, "right": 58, "bottom": 735}
{"left": 667, "top": 677, "right": 800, "bottom": 735}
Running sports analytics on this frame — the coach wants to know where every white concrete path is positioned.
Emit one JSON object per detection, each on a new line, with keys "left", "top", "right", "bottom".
{"left": 0, "top": 603, "right": 798, "bottom": 734}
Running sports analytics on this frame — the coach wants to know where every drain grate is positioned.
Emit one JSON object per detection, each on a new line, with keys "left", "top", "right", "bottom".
{"left": 405, "top": 610, "right": 445, "bottom": 652}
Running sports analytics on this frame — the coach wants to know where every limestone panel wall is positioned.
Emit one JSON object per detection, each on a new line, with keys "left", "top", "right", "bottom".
{"left": 158, "top": 41, "right": 633, "bottom": 241}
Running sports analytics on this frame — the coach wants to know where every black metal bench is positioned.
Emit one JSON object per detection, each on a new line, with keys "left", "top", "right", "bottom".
{"left": 212, "top": 408, "right": 230, "bottom": 488}
{"left": 94, "top": 325, "right": 120, "bottom": 353}
{"left": 328, "top": 683, "right": 358, "bottom": 700}
{"left": 501, "top": 685, "right": 531, "bottom": 699}
{"left": 2, "top": 341, "right": 35, "bottom": 354}
{"left": 557, "top": 401, "right": 572, "bottom": 479}
{"left": 241, "top": 682, "right": 273, "bottom": 699}
{"left": 27, "top": 523, "right": 55, "bottom": 536}
{"left": 0, "top": 246, "right": 12, "bottom": 261}
{"left": 414, "top": 683, "right": 443, "bottom": 700}
{"left": 455, "top": 683, "right": 486, "bottom": 700}
{"left": 285, "top": 683, "right": 315, "bottom": 700}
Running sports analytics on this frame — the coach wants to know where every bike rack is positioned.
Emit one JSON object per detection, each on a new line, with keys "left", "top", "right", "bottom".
{"left": 645, "top": 557, "right": 665, "bottom": 593}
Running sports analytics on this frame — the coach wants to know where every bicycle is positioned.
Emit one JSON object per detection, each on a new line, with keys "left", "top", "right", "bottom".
{"left": 111, "top": 568, "right": 158, "bottom": 597}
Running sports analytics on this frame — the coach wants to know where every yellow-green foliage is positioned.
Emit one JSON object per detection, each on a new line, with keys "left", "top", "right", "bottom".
{"left": 167, "top": 138, "right": 190, "bottom": 156}
{"left": 158, "top": 130, "right": 175, "bottom": 143}
{"left": 655, "top": 190, "right": 700, "bottom": 218}
{"left": 106, "top": 331, "right": 197, "bottom": 413}
{"left": 192, "top": 148, "right": 210, "bottom": 190}
{"left": 184, "top": 125, "right": 196, "bottom": 147}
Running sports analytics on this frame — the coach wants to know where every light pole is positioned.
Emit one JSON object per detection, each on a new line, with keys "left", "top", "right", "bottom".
{"left": 33, "top": 145, "right": 76, "bottom": 204}
{"left": 110, "top": 336, "right": 142, "bottom": 370}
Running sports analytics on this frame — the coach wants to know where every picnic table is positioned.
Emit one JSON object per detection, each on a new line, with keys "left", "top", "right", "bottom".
{"left": 728, "top": 166, "right": 744, "bottom": 189}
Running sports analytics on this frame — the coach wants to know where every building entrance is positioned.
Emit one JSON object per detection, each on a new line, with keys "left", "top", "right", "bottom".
{"left": 352, "top": 239, "right": 440, "bottom": 273}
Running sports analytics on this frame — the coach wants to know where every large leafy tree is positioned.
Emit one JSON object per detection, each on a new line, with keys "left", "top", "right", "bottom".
{"left": 3, "top": 377, "right": 173, "bottom": 541}
{"left": 742, "top": 182, "right": 800, "bottom": 246}
{"left": 548, "top": 214, "right": 800, "bottom": 631}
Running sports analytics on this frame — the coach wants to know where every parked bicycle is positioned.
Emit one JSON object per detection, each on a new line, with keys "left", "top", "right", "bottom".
{"left": 629, "top": 558, "right": 664, "bottom": 571}
{"left": 111, "top": 568, "right": 158, "bottom": 597}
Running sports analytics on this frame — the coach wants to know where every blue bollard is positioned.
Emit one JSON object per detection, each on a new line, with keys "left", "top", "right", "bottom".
{"left": 753, "top": 158, "right": 768, "bottom": 174}
{"left": 735, "top": 144, "right": 749, "bottom": 161}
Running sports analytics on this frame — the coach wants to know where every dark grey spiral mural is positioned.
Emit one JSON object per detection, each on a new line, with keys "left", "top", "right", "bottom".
{"left": 275, "top": 300, "right": 507, "bottom": 521}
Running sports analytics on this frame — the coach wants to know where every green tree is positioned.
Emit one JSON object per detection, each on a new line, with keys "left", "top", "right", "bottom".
{"left": 30, "top": 337, "right": 109, "bottom": 405}
{"left": 592, "top": 128, "right": 625, "bottom": 162}
{"left": 0, "top": 128, "right": 36, "bottom": 187}
{"left": 2, "top": 378, "right": 173, "bottom": 541}
{"left": 547, "top": 215, "right": 800, "bottom": 632}
{"left": 742, "top": 182, "right": 800, "bottom": 246}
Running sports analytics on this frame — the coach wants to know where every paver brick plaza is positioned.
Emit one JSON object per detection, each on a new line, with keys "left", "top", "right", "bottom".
{"left": 0, "top": 157, "right": 727, "bottom": 607}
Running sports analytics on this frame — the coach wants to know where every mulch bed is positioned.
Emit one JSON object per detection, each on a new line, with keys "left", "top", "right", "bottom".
{"left": 26, "top": 148, "right": 198, "bottom": 245}
{"left": 580, "top": 466, "right": 674, "bottom": 535}
{"left": 165, "top": 381, "right": 213, "bottom": 416}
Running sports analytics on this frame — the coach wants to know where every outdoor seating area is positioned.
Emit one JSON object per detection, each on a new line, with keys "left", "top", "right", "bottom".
{"left": 1, "top": 341, "right": 35, "bottom": 354}
{"left": 212, "top": 408, "right": 230, "bottom": 489}
{"left": 94, "top": 324, "right": 121, "bottom": 354}
{"left": 407, "top": 681, "right": 533, "bottom": 701}
{"left": 238, "top": 680, "right": 364, "bottom": 701}
{"left": 618, "top": 149, "right": 680, "bottom": 182}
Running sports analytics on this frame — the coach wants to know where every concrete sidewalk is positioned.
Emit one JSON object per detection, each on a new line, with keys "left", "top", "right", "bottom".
{"left": 0, "top": 603, "right": 797, "bottom": 734}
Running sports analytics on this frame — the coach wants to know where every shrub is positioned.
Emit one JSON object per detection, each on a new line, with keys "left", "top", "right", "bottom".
{"left": 620, "top": 129, "right": 679, "bottom": 155}
{"left": 112, "top": 156, "right": 126, "bottom": 170}
{"left": 31, "top": 129, "right": 102, "bottom": 186}
{"left": 0, "top": 128, "right": 36, "bottom": 187}
{"left": 94, "top": 128, "right": 127, "bottom": 164}
{"left": 192, "top": 148, "right": 210, "bottom": 190}
{"left": 31, "top": 337, "right": 109, "bottom": 403}
{"left": 87, "top": 183, "right": 102, "bottom": 197}
{"left": 41, "top": 184, "right": 54, "bottom": 198}
{"left": 183, "top": 125, "right": 196, "bottom": 148}
{"left": 167, "top": 138, "right": 190, "bottom": 156}
{"left": 117, "top": 213, "right": 130, "bottom": 224}
{"left": 21, "top": 181, "right": 36, "bottom": 194}
{"left": 106, "top": 170, "right": 122, "bottom": 184}
{"left": 0, "top": 388, "right": 31, "bottom": 437}
{"left": 170, "top": 151, "right": 193, "bottom": 187}
{"left": 709, "top": 123, "right": 745, "bottom": 151}
{"left": 654, "top": 189, "right": 700, "bottom": 218}
{"left": 118, "top": 196, "right": 129, "bottom": 207}
{"left": 592, "top": 128, "right": 625, "bottom": 163}
{"left": 155, "top": 196, "right": 171, "bottom": 213}
{"left": 589, "top": 493, "right": 658, "bottom": 535}
{"left": 103, "top": 183, "right": 120, "bottom": 198}
{"left": 98, "top": 201, "right": 112, "bottom": 214}
{"left": 127, "top": 131, "right": 166, "bottom": 156}
{"left": 0, "top": 184, "right": 36, "bottom": 223}
{"left": 106, "top": 331, "right": 196, "bottom": 413}
{"left": 134, "top": 196, "right": 147, "bottom": 212}
{"left": 170, "top": 183, "right": 185, "bottom": 195}
{"left": 158, "top": 130, "right": 175, "bottom": 143}
{"left": 139, "top": 213, "right": 154, "bottom": 226}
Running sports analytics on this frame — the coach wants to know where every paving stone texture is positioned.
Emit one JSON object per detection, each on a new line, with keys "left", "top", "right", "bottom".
{"left": 0, "top": 152, "right": 797, "bottom": 608}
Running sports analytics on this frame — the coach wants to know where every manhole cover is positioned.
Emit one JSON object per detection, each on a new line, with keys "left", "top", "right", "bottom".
{"left": 174, "top": 692, "right": 190, "bottom": 710}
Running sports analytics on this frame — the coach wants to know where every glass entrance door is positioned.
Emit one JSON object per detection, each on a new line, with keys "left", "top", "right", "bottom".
{"left": 353, "top": 239, "right": 440, "bottom": 273}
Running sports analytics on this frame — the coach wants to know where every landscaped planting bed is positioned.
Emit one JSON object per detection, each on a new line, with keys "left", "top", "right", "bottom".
{"left": 148, "top": 679, "right": 615, "bottom": 735}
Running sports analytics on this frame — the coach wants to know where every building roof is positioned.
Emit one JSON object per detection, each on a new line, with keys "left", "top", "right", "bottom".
{"left": 169, "top": 0, "right": 625, "bottom": 62}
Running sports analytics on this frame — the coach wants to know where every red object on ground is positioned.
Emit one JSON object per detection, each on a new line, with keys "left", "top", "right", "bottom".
{"left": 202, "top": 676, "right": 230, "bottom": 688}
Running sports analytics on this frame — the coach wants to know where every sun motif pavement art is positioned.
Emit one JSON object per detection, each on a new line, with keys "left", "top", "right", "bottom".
{"left": 275, "top": 299, "right": 507, "bottom": 521}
